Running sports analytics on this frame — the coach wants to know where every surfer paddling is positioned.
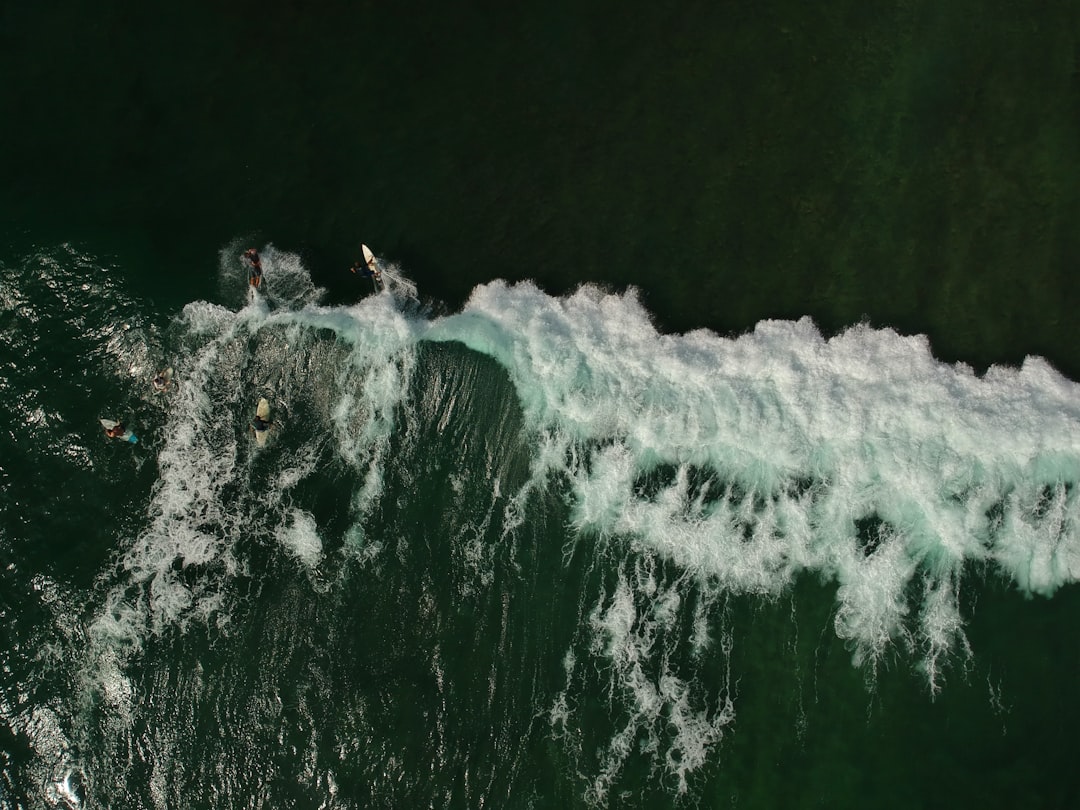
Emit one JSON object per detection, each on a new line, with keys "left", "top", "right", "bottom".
{"left": 251, "top": 398, "right": 273, "bottom": 445}
{"left": 243, "top": 248, "right": 263, "bottom": 288}
{"left": 151, "top": 369, "right": 173, "bottom": 393}
{"left": 103, "top": 420, "right": 129, "bottom": 440}
{"left": 100, "top": 418, "right": 138, "bottom": 443}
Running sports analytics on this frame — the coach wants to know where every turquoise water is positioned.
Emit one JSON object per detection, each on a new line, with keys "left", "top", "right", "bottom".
{"left": 3, "top": 3, "right": 1080, "bottom": 808}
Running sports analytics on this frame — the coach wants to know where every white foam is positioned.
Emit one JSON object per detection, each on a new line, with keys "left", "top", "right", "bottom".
{"left": 73, "top": 264, "right": 1080, "bottom": 799}
{"left": 277, "top": 509, "right": 324, "bottom": 568}
{"left": 574, "top": 559, "right": 734, "bottom": 803}
{"left": 426, "top": 280, "right": 1080, "bottom": 684}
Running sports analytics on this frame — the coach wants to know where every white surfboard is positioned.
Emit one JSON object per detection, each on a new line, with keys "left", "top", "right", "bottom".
{"left": 361, "top": 244, "right": 383, "bottom": 292}
{"left": 100, "top": 418, "right": 138, "bottom": 444}
{"left": 254, "top": 398, "right": 271, "bottom": 446}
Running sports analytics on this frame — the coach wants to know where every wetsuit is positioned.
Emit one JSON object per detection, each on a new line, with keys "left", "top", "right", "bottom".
{"left": 245, "top": 251, "right": 263, "bottom": 287}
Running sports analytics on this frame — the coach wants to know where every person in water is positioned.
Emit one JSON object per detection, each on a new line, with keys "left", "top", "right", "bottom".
{"left": 105, "top": 421, "right": 127, "bottom": 439}
{"left": 152, "top": 371, "right": 171, "bottom": 392}
{"left": 243, "top": 248, "right": 263, "bottom": 288}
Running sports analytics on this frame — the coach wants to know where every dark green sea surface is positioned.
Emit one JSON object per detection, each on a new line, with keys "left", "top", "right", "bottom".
{"left": 4, "top": 1, "right": 1079, "bottom": 374}
{"left": 2, "top": 3, "right": 1080, "bottom": 808}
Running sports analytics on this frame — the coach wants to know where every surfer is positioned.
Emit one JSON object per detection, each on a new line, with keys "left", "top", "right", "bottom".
{"left": 104, "top": 421, "right": 127, "bottom": 439}
{"left": 350, "top": 259, "right": 381, "bottom": 284}
{"left": 151, "top": 370, "right": 172, "bottom": 392}
{"left": 243, "top": 248, "right": 263, "bottom": 288}
{"left": 251, "top": 397, "right": 273, "bottom": 444}
{"left": 251, "top": 414, "right": 271, "bottom": 443}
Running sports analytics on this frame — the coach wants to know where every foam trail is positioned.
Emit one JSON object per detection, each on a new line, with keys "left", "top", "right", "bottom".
{"left": 217, "top": 242, "right": 327, "bottom": 311}
{"left": 373, "top": 252, "right": 420, "bottom": 303}
{"left": 582, "top": 559, "right": 734, "bottom": 802}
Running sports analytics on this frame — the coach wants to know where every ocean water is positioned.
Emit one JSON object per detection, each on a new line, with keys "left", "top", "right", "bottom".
{"left": 2, "top": 243, "right": 1080, "bottom": 808}
{"left": 4, "top": 2, "right": 1080, "bottom": 808}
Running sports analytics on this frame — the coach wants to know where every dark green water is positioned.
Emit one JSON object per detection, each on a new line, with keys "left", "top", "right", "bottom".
{"left": 2, "top": 3, "right": 1080, "bottom": 808}
{"left": 5, "top": 1, "right": 1079, "bottom": 372}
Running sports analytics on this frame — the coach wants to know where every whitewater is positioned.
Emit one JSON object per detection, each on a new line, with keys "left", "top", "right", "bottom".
{"left": 2, "top": 244, "right": 1079, "bottom": 807}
